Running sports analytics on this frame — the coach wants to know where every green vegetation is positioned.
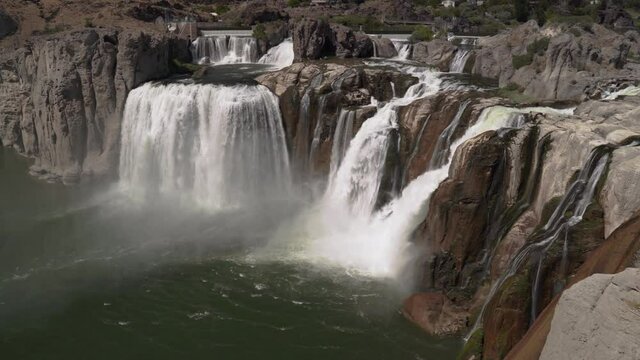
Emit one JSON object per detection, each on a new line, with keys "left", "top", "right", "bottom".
{"left": 332, "top": 15, "right": 382, "bottom": 29}
{"left": 410, "top": 25, "right": 434, "bottom": 42}
{"left": 252, "top": 23, "right": 267, "bottom": 41}
{"left": 512, "top": 37, "right": 549, "bottom": 69}
{"left": 457, "top": 328, "right": 484, "bottom": 360}
{"left": 84, "top": 18, "right": 94, "bottom": 28}
{"left": 287, "top": 0, "right": 310, "bottom": 8}
{"left": 512, "top": 53, "right": 534, "bottom": 69}
{"left": 171, "top": 58, "right": 201, "bottom": 75}
{"left": 33, "top": 24, "right": 69, "bottom": 36}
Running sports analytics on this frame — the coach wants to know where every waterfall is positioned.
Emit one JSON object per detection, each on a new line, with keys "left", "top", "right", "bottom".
{"left": 191, "top": 36, "right": 259, "bottom": 65}
{"left": 258, "top": 39, "right": 295, "bottom": 68}
{"left": 429, "top": 100, "right": 471, "bottom": 169}
{"left": 324, "top": 106, "right": 397, "bottom": 217}
{"left": 449, "top": 49, "right": 471, "bottom": 73}
{"left": 119, "top": 82, "right": 291, "bottom": 209}
{"left": 304, "top": 100, "right": 526, "bottom": 277}
{"left": 323, "top": 68, "right": 442, "bottom": 218}
{"left": 392, "top": 40, "right": 412, "bottom": 61}
{"left": 449, "top": 38, "right": 477, "bottom": 73}
{"left": 329, "top": 109, "right": 356, "bottom": 180}
{"left": 465, "top": 148, "right": 610, "bottom": 339}
{"left": 603, "top": 85, "right": 640, "bottom": 100}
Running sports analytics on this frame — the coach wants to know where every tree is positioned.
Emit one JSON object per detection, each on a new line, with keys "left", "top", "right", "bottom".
{"left": 515, "top": 0, "right": 530, "bottom": 22}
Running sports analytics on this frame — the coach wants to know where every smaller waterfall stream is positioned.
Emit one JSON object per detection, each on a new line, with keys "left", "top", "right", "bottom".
{"left": 465, "top": 147, "right": 610, "bottom": 339}
{"left": 449, "top": 38, "right": 477, "bottom": 73}
{"left": 258, "top": 39, "right": 295, "bottom": 68}
{"left": 392, "top": 40, "right": 412, "bottom": 61}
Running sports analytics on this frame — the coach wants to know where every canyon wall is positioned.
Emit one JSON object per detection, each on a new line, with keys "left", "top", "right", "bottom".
{"left": 0, "top": 29, "right": 189, "bottom": 183}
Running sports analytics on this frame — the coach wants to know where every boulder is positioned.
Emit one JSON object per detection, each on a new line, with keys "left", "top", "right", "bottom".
{"left": 411, "top": 39, "right": 457, "bottom": 71}
{"left": 371, "top": 37, "right": 397, "bottom": 58}
{"left": 292, "top": 20, "right": 373, "bottom": 61}
{"left": 540, "top": 268, "right": 640, "bottom": 360}
{"left": 403, "top": 292, "right": 468, "bottom": 336}
{"left": 292, "top": 19, "right": 333, "bottom": 61}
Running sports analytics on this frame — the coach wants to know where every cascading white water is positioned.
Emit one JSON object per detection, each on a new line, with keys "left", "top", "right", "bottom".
{"left": 449, "top": 38, "right": 477, "bottom": 73}
{"left": 603, "top": 85, "right": 640, "bottom": 100}
{"left": 258, "top": 39, "right": 295, "bottom": 68}
{"left": 465, "top": 148, "right": 609, "bottom": 339}
{"left": 449, "top": 49, "right": 471, "bottom": 73}
{"left": 429, "top": 100, "right": 471, "bottom": 169}
{"left": 119, "top": 82, "right": 291, "bottom": 209}
{"left": 191, "top": 36, "right": 259, "bottom": 65}
{"left": 392, "top": 40, "right": 412, "bottom": 61}
{"left": 301, "top": 100, "right": 527, "bottom": 278}
{"left": 329, "top": 109, "right": 356, "bottom": 180}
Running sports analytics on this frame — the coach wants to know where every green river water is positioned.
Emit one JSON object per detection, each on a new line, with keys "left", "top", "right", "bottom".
{"left": 0, "top": 147, "right": 461, "bottom": 359}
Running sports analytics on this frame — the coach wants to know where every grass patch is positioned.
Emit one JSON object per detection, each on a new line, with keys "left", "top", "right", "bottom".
{"left": 457, "top": 328, "right": 484, "bottom": 360}
{"left": 496, "top": 82, "right": 535, "bottom": 103}
{"left": 410, "top": 25, "right": 434, "bottom": 42}
{"left": 171, "top": 58, "right": 201, "bottom": 74}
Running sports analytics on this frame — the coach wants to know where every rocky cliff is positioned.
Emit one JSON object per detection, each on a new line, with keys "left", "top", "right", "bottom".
{"left": 0, "top": 29, "right": 189, "bottom": 183}
{"left": 471, "top": 21, "right": 640, "bottom": 101}
{"left": 540, "top": 268, "right": 640, "bottom": 360}
{"left": 403, "top": 94, "right": 640, "bottom": 359}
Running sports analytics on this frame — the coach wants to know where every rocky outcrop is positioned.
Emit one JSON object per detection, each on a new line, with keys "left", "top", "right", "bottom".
{"left": 256, "top": 61, "right": 417, "bottom": 179}
{"left": 403, "top": 292, "right": 468, "bottom": 336}
{"left": 403, "top": 93, "right": 640, "bottom": 358}
{"left": 0, "top": 9, "right": 17, "bottom": 40}
{"left": 471, "top": 21, "right": 640, "bottom": 101}
{"left": 0, "top": 29, "right": 189, "bottom": 183}
{"left": 540, "top": 268, "right": 640, "bottom": 360}
{"left": 598, "top": 2, "right": 635, "bottom": 30}
{"left": 292, "top": 19, "right": 373, "bottom": 61}
{"left": 371, "top": 37, "right": 397, "bottom": 58}
{"left": 256, "top": 20, "right": 289, "bottom": 55}
{"left": 506, "top": 211, "right": 640, "bottom": 360}
{"left": 411, "top": 40, "right": 457, "bottom": 72}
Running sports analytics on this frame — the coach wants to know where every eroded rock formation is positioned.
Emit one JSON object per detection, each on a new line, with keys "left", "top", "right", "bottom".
{"left": 0, "top": 29, "right": 189, "bottom": 183}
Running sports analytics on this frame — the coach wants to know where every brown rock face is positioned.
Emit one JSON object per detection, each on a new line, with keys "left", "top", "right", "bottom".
{"left": 411, "top": 40, "right": 457, "bottom": 72}
{"left": 256, "top": 62, "right": 417, "bottom": 181}
{"left": 403, "top": 292, "right": 469, "bottom": 336}
{"left": 292, "top": 19, "right": 333, "bottom": 61}
{"left": 292, "top": 20, "right": 373, "bottom": 61}
{"left": 0, "top": 29, "right": 188, "bottom": 183}
{"left": 371, "top": 37, "right": 398, "bottom": 58}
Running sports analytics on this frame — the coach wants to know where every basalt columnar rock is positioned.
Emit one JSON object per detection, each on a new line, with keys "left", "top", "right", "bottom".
{"left": 470, "top": 20, "right": 640, "bottom": 101}
{"left": 540, "top": 268, "right": 640, "bottom": 360}
{"left": 0, "top": 29, "right": 189, "bottom": 183}
{"left": 292, "top": 19, "right": 373, "bottom": 61}
{"left": 256, "top": 61, "right": 417, "bottom": 179}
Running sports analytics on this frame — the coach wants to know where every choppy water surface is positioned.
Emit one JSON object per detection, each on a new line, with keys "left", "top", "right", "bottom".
{"left": 0, "top": 149, "right": 461, "bottom": 359}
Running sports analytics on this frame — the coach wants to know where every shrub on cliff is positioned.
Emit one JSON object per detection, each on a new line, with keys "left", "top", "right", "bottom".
{"left": 410, "top": 26, "right": 433, "bottom": 42}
